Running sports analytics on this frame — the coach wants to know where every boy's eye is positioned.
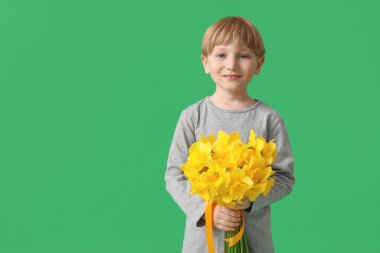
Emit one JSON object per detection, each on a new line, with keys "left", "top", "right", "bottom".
{"left": 216, "top": 54, "right": 250, "bottom": 59}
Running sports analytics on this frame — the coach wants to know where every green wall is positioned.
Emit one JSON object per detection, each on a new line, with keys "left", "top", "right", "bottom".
{"left": 1, "top": 0, "right": 379, "bottom": 252}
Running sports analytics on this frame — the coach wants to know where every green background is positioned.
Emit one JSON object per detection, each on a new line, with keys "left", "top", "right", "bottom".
{"left": 1, "top": 0, "right": 379, "bottom": 252}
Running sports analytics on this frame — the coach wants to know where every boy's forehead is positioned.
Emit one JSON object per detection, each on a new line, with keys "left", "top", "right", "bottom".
{"left": 214, "top": 45, "right": 251, "bottom": 51}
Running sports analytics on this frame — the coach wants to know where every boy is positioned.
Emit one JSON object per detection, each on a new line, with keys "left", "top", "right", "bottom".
{"left": 165, "top": 16, "right": 295, "bottom": 253}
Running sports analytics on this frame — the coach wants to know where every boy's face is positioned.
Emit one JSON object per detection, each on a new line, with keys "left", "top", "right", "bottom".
{"left": 201, "top": 43, "right": 265, "bottom": 93}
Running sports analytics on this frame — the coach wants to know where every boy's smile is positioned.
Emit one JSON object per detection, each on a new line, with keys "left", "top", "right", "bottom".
{"left": 222, "top": 75, "right": 242, "bottom": 81}
{"left": 201, "top": 43, "right": 265, "bottom": 93}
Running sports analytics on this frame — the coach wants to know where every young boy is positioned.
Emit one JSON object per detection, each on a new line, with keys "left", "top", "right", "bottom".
{"left": 165, "top": 16, "right": 295, "bottom": 253}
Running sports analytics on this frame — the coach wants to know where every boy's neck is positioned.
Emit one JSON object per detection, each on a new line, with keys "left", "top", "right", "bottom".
{"left": 210, "top": 90, "right": 256, "bottom": 110}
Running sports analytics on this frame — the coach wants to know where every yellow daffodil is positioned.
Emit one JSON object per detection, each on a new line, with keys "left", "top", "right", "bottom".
{"left": 180, "top": 129, "right": 278, "bottom": 253}
{"left": 180, "top": 129, "right": 276, "bottom": 207}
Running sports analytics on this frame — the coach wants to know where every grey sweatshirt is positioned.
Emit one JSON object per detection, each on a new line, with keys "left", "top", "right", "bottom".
{"left": 165, "top": 96, "right": 295, "bottom": 253}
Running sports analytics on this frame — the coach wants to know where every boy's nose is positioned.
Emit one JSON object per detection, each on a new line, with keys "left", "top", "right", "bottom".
{"left": 226, "top": 58, "right": 238, "bottom": 70}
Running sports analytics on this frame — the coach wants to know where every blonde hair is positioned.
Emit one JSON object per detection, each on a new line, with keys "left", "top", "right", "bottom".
{"left": 201, "top": 16, "right": 265, "bottom": 59}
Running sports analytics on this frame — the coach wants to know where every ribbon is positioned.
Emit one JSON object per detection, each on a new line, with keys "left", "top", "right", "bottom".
{"left": 205, "top": 201, "right": 216, "bottom": 253}
{"left": 224, "top": 210, "right": 244, "bottom": 247}
{"left": 205, "top": 202, "right": 245, "bottom": 252}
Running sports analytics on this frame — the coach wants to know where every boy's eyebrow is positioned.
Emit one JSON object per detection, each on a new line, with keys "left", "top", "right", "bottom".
{"left": 215, "top": 47, "right": 252, "bottom": 52}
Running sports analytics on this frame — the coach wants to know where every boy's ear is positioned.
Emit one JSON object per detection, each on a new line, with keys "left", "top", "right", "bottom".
{"left": 254, "top": 55, "right": 265, "bottom": 75}
{"left": 201, "top": 54, "right": 210, "bottom": 74}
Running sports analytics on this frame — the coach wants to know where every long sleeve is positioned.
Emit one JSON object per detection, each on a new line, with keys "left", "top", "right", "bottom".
{"left": 165, "top": 109, "right": 206, "bottom": 227}
{"left": 244, "top": 115, "right": 296, "bottom": 214}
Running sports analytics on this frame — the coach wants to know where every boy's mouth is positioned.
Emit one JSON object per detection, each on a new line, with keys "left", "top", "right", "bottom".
{"left": 222, "top": 75, "right": 242, "bottom": 80}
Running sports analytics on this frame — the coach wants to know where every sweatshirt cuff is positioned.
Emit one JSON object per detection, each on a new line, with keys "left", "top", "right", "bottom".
{"left": 196, "top": 213, "right": 206, "bottom": 227}
{"left": 192, "top": 202, "right": 206, "bottom": 227}
{"left": 243, "top": 195, "right": 268, "bottom": 214}
{"left": 243, "top": 201, "right": 253, "bottom": 213}
{"left": 245, "top": 195, "right": 266, "bottom": 214}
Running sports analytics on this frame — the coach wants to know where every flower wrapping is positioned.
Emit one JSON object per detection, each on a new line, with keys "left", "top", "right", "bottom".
{"left": 180, "top": 129, "right": 277, "bottom": 253}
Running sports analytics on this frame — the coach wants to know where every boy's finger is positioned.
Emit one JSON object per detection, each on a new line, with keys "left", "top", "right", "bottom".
{"left": 218, "top": 213, "right": 241, "bottom": 223}
{"left": 228, "top": 205, "right": 242, "bottom": 212}
{"left": 217, "top": 224, "right": 236, "bottom": 232}
{"left": 232, "top": 205, "right": 249, "bottom": 210}
{"left": 234, "top": 204, "right": 242, "bottom": 209}
{"left": 215, "top": 217, "right": 240, "bottom": 227}
{"left": 222, "top": 220, "right": 240, "bottom": 228}
{"left": 243, "top": 199, "right": 251, "bottom": 205}
{"left": 221, "top": 207, "right": 240, "bottom": 217}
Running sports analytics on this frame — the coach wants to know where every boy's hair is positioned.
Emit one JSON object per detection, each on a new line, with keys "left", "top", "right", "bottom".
{"left": 201, "top": 16, "right": 265, "bottom": 59}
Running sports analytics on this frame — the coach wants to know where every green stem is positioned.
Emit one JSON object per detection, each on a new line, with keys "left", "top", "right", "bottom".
{"left": 223, "top": 219, "right": 251, "bottom": 253}
{"left": 241, "top": 234, "right": 248, "bottom": 253}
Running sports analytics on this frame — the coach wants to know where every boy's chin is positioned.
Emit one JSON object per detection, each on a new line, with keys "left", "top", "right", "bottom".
{"left": 215, "top": 84, "right": 248, "bottom": 92}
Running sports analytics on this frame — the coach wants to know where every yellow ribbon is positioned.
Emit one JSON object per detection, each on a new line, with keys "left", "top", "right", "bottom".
{"left": 205, "top": 201, "right": 216, "bottom": 253}
{"left": 205, "top": 202, "right": 245, "bottom": 252}
{"left": 224, "top": 210, "right": 244, "bottom": 247}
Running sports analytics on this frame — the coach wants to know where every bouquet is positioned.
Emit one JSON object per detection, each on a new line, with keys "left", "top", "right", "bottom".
{"left": 180, "top": 129, "right": 277, "bottom": 253}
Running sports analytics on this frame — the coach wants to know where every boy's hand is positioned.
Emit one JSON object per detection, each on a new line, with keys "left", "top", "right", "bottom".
{"left": 213, "top": 205, "right": 241, "bottom": 232}
{"left": 230, "top": 196, "right": 252, "bottom": 210}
